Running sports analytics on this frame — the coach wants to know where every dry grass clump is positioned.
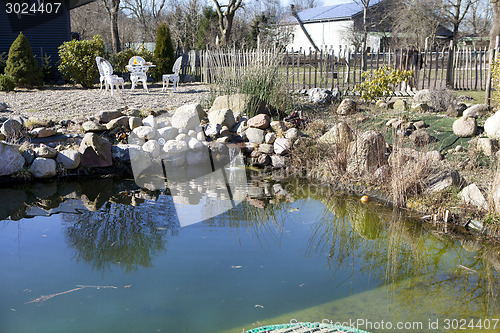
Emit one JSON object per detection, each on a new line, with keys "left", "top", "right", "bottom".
{"left": 389, "top": 138, "right": 433, "bottom": 207}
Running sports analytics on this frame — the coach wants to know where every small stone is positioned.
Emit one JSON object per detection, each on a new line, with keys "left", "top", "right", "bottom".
{"left": 205, "top": 123, "right": 221, "bottom": 137}
{"left": 462, "top": 104, "right": 489, "bottom": 118}
{"left": 176, "top": 133, "right": 189, "bottom": 142}
{"left": 411, "top": 103, "right": 429, "bottom": 112}
{"left": 426, "top": 150, "right": 443, "bottom": 162}
{"left": 413, "top": 120, "right": 427, "bottom": 129}
{"left": 1, "top": 118, "right": 22, "bottom": 138}
{"left": 393, "top": 99, "right": 407, "bottom": 110}
{"left": 270, "top": 120, "right": 287, "bottom": 135}
{"left": 0, "top": 102, "right": 7, "bottom": 111}
{"left": 409, "top": 129, "right": 437, "bottom": 147}
{"left": 34, "top": 145, "right": 58, "bottom": 158}
{"left": 246, "top": 127, "right": 265, "bottom": 144}
{"left": 460, "top": 183, "right": 488, "bottom": 211}
{"left": 21, "top": 148, "right": 35, "bottom": 164}
{"left": 97, "top": 110, "right": 125, "bottom": 123}
{"left": 455, "top": 145, "right": 464, "bottom": 152}
{"left": 265, "top": 132, "right": 276, "bottom": 144}
{"left": 285, "top": 128, "right": 300, "bottom": 140}
{"left": 0, "top": 142, "right": 25, "bottom": 176}
{"left": 477, "top": 138, "right": 499, "bottom": 156}
{"left": 258, "top": 143, "right": 274, "bottom": 154}
{"left": 188, "top": 138, "right": 202, "bottom": 150}
{"left": 274, "top": 138, "right": 292, "bottom": 155}
{"left": 248, "top": 114, "right": 270, "bottom": 129}
{"left": 208, "top": 108, "right": 236, "bottom": 129}
{"left": 337, "top": 99, "right": 356, "bottom": 115}
{"left": 271, "top": 155, "right": 286, "bottom": 168}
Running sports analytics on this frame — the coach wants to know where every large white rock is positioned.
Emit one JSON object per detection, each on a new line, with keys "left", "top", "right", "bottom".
{"left": 56, "top": 150, "right": 80, "bottom": 169}
{"left": 485, "top": 111, "right": 500, "bottom": 139}
{"left": 30, "top": 157, "right": 56, "bottom": 178}
{"left": 208, "top": 108, "right": 236, "bottom": 129}
{"left": 460, "top": 183, "right": 488, "bottom": 211}
{"left": 133, "top": 126, "right": 157, "bottom": 140}
{"left": 462, "top": 104, "right": 489, "bottom": 118}
{"left": 172, "top": 104, "right": 203, "bottom": 130}
{"left": 158, "top": 126, "right": 178, "bottom": 140}
{"left": 0, "top": 142, "right": 25, "bottom": 176}
{"left": 163, "top": 140, "right": 188, "bottom": 156}
{"left": 452, "top": 116, "right": 477, "bottom": 138}
{"left": 142, "top": 115, "right": 157, "bottom": 128}
{"left": 318, "top": 122, "right": 353, "bottom": 145}
{"left": 347, "top": 130, "right": 387, "bottom": 176}
{"left": 143, "top": 140, "right": 161, "bottom": 158}
{"left": 188, "top": 138, "right": 203, "bottom": 150}
{"left": 1, "top": 118, "right": 23, "bottom": 138}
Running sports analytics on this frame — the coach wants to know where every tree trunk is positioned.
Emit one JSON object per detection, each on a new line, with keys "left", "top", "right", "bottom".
{"left": 485, "top": 0, "right": 500, "bottom": 105}
{"left": 110, "top": 11, "right": 121, "bottom": 53}
{"left": 361, "top": 6, "right": 368, "bottom": 71}
{"left": 223, "top": 13, "right": 234, "bottom": 45}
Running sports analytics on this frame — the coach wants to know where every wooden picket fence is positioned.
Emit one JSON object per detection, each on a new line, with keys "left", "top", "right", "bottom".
{"left": 197, "top": 46, "right": 493, "bottom": 95}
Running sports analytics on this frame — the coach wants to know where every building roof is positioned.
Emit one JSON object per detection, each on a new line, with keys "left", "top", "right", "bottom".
{"left": 69, "top": 0, "right": 96, "bottom": 9}
{"left": 283, "top": 0, "right": 382, "bottom": 24}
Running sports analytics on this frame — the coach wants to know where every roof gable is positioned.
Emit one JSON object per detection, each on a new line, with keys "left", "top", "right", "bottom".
{"left": 287, "top": 0, "right": 382, "bottom": 24}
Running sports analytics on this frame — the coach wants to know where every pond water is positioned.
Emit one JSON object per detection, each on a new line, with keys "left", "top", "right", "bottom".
{"left": 1, "top": 176, "right": 499, "bottom": 333}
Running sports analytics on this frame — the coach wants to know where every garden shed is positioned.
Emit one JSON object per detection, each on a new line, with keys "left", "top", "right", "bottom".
{"left": 0, "top": 0, "right": 95, "bottom": 63}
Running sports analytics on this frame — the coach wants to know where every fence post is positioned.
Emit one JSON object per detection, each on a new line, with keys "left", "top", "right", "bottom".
{"left": 446, "top": 40, "right": 455, "bottom": 89}
{"left": 486, "top": 36, "right": 500, "bottom": 106}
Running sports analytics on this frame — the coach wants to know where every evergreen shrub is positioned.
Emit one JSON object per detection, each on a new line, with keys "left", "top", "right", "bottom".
{"left": 5, "top": 32, "right": 43, "bottom": 87}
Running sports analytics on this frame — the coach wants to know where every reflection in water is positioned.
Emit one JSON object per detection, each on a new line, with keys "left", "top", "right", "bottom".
{"left": 289, "top": 182, "right": 500, "bottom": 324}
{"left": 62, "top": 196, "right": 178, "bottom": 272}
{"left": 2, "top": 176, "right": 500, "bottom": 331}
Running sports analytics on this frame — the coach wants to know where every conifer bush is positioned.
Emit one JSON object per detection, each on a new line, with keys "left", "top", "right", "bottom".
{"left": 58, "top": 35, "right": 104, "bottom": 88}
{"left": 154, "top": 22, "right": 175, "bottom": 76}
{"left": 5, "top": 32, "right": 43, "bottom": 87}
{"left": 0, "top": 74, "right": 15, "bottom": 92}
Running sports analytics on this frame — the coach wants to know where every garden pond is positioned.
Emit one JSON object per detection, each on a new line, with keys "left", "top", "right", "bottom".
{"left": 1, "top": 174, "right": 499, "bottom": 333}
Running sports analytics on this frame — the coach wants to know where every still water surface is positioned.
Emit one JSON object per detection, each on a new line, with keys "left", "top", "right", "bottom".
{"left": 0, "top": 178, "right": 499, "bottom": 333}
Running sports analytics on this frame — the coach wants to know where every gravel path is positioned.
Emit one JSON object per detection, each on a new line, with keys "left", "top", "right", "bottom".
{"left": 0, "top": 83, "right": 211, "bottom": 122}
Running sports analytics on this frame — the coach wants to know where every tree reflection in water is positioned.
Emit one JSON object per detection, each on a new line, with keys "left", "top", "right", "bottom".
{"left": 300, "top": 186, "right": 500, "bottom": 322}
{"left": 62, "top": 196, "right": 178, "bottom": 272}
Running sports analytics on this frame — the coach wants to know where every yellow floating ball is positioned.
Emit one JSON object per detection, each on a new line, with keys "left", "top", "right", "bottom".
{"left": 360, "top": 195, "right": 370, "bottom": 203}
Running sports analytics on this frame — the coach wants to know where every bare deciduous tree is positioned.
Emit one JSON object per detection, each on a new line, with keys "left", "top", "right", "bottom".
{"left": 101, "top": 0, "right": 122, "bottom": 53}
{"left": 287, "top": 0, "right": 323, "bottom": 10}
{"left": 463, "top": 0, "right": 492, "bottom": 36}
{"left": 442, "top": 0, "right": 478, "bottom": 40}
{"left": 212, "top": 0, "right": 244, "bottom": 45}
{"left": 122, "top": 0, "right": 167, "bottom": 42}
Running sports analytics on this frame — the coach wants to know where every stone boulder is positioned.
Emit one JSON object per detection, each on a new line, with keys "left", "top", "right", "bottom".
{"left": 106, "top": 116, "right": 130, "bottom": 130}
{"left": 158, "top": 126, "right": 178, "bottom": 140}
{"left": 446, "top": 103, "right": 467, "bottom": 117}
{"left": 210, "top": 94, "right": 267, "bottom": 117}
{"left": 208, "top": 108, "right": 236, "bottom": 129}
{"left": 462, "top": 104, "right": 489, "bottom": 118}
{"left": 0, "top": 102, "right": 7, "bottom": 112}
{"left": 142, "top": 115, "right": 157, "bottom": 128}
{"left": 347, "top": 131, "right": 387, "bottom": 176}
{"left": 484, "top": 111, "right": 500, "bottom": 139}
{"left": 477, "top": 138, "right": 499, "bottom": 156}
{"left": 308, "top": 88, "right": 335, "bottom": 104}
{"left": 452, "top": 116, "right": 477, "bottom": 137}
{"left": 132, "top": 126, "right": 156, "bottom": 140}
{"left": 30, "top": 157, "right": 56, "bottom": 178}
{"left": 129, "top": 117, "right": 142, "bottom": 130}
{"left": 1, "top": 118, "right": 23, "bottom": 138}
{"left": 411, "top": 103, "right": 429, "bottom": 113}
{"left": 337, "top": 99, "right": 356, "bottom": 115}
{"left": 274, "top": 138, "right": 292, "bottom": 155}
{"left": 258, "top": 143, "right": 274, "bottom": 154}
{"left": 460, "top": 183, "right": 488, "bottom": 211}
{"left": 172, "top": 104, "right": 203, "bottom": 130}
{"left": 142, "top": 140, "right": 161, "bottom": 158}
{"left": 246, "top": 127, "right": 265, "bottom": 144}
{"left": 425, "top": 169, "right": 461, "bottom": 193}
{"left": 82, "top": 121, "right": 106, "bottom": 132}
{"left": 97, "top": 109, "right": 125, "bottom": 123}
{"left": 56, "top": 150, "right": 80, "bottom": 169}
{"left": 31, "top": 127, "right": 57, "bottom": 138}
{"left": 393, "top": 99, "right": 407, "bottom": 111}
{"left": 78, "top": 133, "right": 113, "bottom": 167}
{"left": 318, "top": 122, "right": 353, "bottom": 145}
{"left": 247, "top": 114, "right": 270, "bottom": 129}
{"left": 270, "top": 121, "right": 287, "bottom": 135}
{"left": 285, "top": 128, "right": 300, "bottom": 140}
{"left": 409, "top": 129, "right": 437, "bottom": 147}
{"left": 34, "top": 145, "right": 58, "bottom": 158}
{"left": 0, "top": 142, "right": 25, "bottom": 176}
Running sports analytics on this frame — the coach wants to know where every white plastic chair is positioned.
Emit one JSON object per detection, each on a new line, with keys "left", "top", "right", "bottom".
{"left": 162, "top": 57, "right": 182, "bottom": 92}
{"left": 95, "top": 56, "right": 124, "bottom": 96}
{"left": 126, "top": 56, "right": 150, "bottom": 93}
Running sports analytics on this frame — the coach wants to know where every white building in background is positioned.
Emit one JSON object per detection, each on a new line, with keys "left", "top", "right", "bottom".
{"left": 283, "top": 0, "right": 386, "bottom": 54}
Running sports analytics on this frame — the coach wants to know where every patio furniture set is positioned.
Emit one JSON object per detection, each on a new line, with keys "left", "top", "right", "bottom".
{"left": 96, "top": 56, "right": 183, "bottom": 96}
